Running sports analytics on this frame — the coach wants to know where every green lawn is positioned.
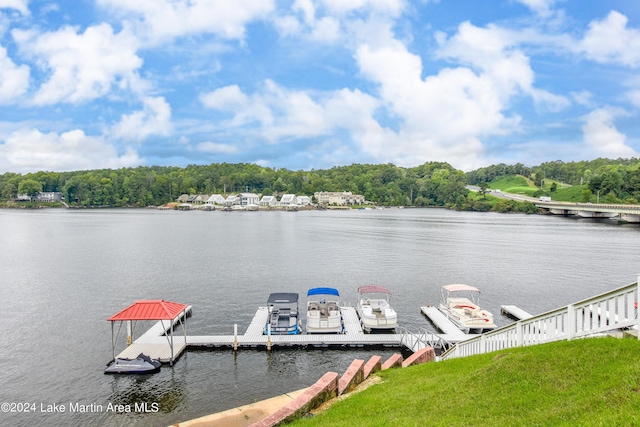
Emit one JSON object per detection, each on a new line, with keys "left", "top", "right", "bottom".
{"left": 292, "top": 337, "right": 640, "bottom": 427}
{"left": 489, "top": 175, "right": 538, "bottom": 196}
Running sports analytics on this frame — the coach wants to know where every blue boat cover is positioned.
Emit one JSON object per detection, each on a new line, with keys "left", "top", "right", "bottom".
{"left": 307, "top": 287, "right": 340, "bottom": 297}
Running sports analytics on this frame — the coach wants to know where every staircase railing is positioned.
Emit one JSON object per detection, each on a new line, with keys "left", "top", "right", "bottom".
{"left": 440, "top": 279, "right": 639, "bottom": 361}
{"left": 398, "top": 327, "right": 452, "bottom": 352}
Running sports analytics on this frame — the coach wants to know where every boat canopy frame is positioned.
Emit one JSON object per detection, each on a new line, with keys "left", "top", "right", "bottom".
{"left": 107, "top": 299, "right": 189, "bottom": 366}
{"left": 358, "top": 285, "right": 392, "bottom": 295}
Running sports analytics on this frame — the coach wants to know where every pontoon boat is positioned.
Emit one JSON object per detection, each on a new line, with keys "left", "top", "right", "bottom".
{"left": 306, "top": 287, "right": 344, "bottom": 334}
{"left": 264, "top": 292, "right": 302, "bottom": 335}
{"left": 438, "top": 284, "right": 496, "bottom": 333}
{"left": 356, "top": 285, "right": 398, "bottom": 333}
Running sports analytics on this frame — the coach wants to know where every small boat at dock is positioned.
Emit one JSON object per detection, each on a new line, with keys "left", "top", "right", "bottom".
{"left": 264, "top": 293, "right": 302, "bottom": 335}
{"left": 305, "top": 287, "right": 344, "bottom": 334}
{"left": 356, "top": 285, "right": 398, "bottom": 333}
{"left": 438, "top": 284, "right": 496, "bottom": 333}
{"left": 104, "top": 353, "right": 161, "bottom": 374}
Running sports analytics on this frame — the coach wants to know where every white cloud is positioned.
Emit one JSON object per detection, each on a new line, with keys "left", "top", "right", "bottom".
{"left": 582, "top": 108, "right": 638, "bottom": 158}
{"left": 197, "top": 141, "right": 238, "bottom": 154}
{"left": 0, "top": 45, "right": 29, "bottom": 103}
{"left": 0, "top": 128, "right": 143, "bottom": 173}
{"left": 320, "top": 0, "right": 404, "bottom": 16}
{"left": 200, "top": 84, "right": 272, "bottom": 127}
{"left": 628, "top": 90, "right": 640, "bottom": 109}
{"left": 275, "top": 0, "right": 404, "bottom": 44}
{"left": 514, "top": 0, "right": 555, "bottom": 17}
{"left": 436, "top": 21, "right": 568, "bottom": 110}
{"left": 111, "top": 96, "right": 172, "bottom": 142}
{"left": 97, "top": 0, "right": 274, "bottom": 45}
{"left": 0, "top": 0, "right": 29, "bottom": 15}
{"left": 200, "top": 80, "right": 380, "bottom": 144}
{"left": 13, "top": 23, "right": 143, "bottom": 105}
{"left": 580, "top": 11, "right": 640, "bottom": 67}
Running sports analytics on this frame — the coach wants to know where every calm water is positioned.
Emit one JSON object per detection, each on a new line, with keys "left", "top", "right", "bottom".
{"left": 0, "top": 208, "right": 638, "bottom": 426}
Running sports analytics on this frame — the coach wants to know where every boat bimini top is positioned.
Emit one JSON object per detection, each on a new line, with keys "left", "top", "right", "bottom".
{"left": 307, "top": 287, "right": 340, "bottom": 297}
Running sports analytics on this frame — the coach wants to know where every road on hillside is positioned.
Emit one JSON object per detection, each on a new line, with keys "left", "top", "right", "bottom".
{"left": 466, "top": 185, "right": 539, "bottom": 202}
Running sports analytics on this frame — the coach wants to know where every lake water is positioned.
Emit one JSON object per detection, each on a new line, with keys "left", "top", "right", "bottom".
{"left": 0, "top": 208, "right": 638, "bottom": 426}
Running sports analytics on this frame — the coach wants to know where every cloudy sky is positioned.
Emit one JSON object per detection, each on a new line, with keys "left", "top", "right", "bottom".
{"left": 0, "top": 0, "right": 639, "bottom": 174}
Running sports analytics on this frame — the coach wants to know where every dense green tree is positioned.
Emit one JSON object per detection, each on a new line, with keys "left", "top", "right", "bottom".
{"left": 18, "top": 179, "right": 42, "bottom": 197}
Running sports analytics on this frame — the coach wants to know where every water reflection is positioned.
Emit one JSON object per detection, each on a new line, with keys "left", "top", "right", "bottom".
{"left": 108, "top": 368, "right": 185, "bottom": 413}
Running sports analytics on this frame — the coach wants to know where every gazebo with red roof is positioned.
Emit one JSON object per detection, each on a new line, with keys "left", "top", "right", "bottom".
{"left": 107, "top": 300, "right": 189, "bottom": 365}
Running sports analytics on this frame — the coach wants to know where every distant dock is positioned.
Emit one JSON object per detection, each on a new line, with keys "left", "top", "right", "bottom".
{"left": 500, "top": 305, "right": 533, "bottom": 320}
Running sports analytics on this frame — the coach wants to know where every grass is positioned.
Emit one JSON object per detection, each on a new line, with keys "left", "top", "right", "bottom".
{"left": 292, "top": 337, "right": 640, "bottom": 427}
{"left": 489, "top": 175, "right": 538, "bottom": 196}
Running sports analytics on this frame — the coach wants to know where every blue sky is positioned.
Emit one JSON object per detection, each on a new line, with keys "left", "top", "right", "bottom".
{"left": 1, "top": 0, "right": 639, "bottom": 174}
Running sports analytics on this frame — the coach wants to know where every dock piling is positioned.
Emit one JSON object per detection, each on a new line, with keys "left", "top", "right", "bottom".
{"left": 233, "top": 324, "right": 238, "bottom": 351}
{"left": 267, "top": 324, "right": 272, "bottom": 351}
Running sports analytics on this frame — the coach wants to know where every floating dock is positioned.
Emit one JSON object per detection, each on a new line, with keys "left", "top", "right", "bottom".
{"left": 500, "top": 305, "right": 533, "bottom": 320}
{"left": 114, "top": 306, "right": 472, "bottom": 364}
{"left": 419, "top": 306, "right": 473, "bottom": 340}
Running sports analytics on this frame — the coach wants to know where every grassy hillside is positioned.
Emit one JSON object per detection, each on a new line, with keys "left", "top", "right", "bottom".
{"left": 293, "top": 337, "right": 640, "bottom": 427}
{"left": 489, "top": 175, "right": 538, "bottom": 196}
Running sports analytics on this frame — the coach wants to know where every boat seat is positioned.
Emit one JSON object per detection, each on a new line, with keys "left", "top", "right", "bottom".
{"left": 278, "top": 308, "right": 290, "bottom": 318}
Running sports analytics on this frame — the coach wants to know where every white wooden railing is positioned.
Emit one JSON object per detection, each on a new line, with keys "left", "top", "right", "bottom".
{"left": 399, "top": 327, "right": 452, "bottom": 352}
{"left": 440, "top": 278, "right": 639, "bottom": 361}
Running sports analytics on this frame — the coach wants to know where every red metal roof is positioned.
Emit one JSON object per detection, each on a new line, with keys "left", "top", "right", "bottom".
{"left": 108, "top": 300, "right": 188, "bottom": 321}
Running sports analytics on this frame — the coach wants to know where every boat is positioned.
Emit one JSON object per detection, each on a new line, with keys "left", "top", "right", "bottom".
{"left": 264, "top": 292, "right": 302, "bottom": 335}
{"left": 104, "top": 353, "right": 161, "bottom": 374}
{"left": 438, "top": 284, "right": 496, "bottom": 333}
{"left": 356, "top": 285, "right": 398, "bottom": 333}
{"left": 305, "top": 287, "right": 344, "bottom": 334}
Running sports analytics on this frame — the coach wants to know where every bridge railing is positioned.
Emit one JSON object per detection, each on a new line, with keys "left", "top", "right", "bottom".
{"left": 440, "top": 279, "right": 639, "bottom": 361}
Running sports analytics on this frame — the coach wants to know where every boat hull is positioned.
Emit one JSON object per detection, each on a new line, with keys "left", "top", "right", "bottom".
{"left": 305, "top": 295, "right": 344, "bottom": 334}
{"left": 438, "top": 305, "right": 496, "bottom": 334}
{"left": 104, "top": 354, "right": 161, "bottom": 374}
{"left": 356, "top": 302, "right": 398, "bottom": 333}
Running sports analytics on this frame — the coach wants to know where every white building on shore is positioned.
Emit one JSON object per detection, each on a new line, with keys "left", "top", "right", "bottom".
{"left": 314, "top": 191, "right": 365, "bottom": 206}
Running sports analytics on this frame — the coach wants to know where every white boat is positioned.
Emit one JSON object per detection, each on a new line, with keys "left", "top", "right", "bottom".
{"left": 306, "top": 287, "right": 344, "bottom": 334}
{"left": 356, "top": 285, "right": 398, "bottom": 333}
{"left": 264, "top": 293, "right": 302, "bottom": 335}
{"left": 438, "top": 284, "right": 496, "bottom": 333}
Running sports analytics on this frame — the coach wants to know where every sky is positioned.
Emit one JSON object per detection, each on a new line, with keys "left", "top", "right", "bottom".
{"left": 0, "top": 0, "right": 639, "bottom": 174}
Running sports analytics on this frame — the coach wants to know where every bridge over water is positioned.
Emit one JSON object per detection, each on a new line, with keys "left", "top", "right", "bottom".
{"left": 536, "top": 201, "right": 640, "bottom": 223}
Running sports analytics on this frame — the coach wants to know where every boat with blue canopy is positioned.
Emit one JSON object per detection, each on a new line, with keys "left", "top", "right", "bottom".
{"left": 306, "top": 287, "right": 344, "bottom": 334}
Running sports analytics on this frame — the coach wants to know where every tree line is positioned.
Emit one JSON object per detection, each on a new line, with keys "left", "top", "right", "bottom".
{"left": 467, "top": 158, "right": 640, "bottom": 204}
{"left": 0, "top": 162, "right": 469, "bottom": 208}
{"left": 4, "top": 157, "right": 639, "bottom": 209}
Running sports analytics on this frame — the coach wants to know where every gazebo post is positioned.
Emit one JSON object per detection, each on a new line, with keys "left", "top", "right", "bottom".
{"left": 170, "top": 323, "right": 174, "bottom": 366}
{"left": 127, "top": 320, "right": 132, "bottom": 345}
{"left": 183, "top": 309, "right": 187, "bottom": 349}
{"left": 111, "top": 321, "right": 115, "bottom": 361}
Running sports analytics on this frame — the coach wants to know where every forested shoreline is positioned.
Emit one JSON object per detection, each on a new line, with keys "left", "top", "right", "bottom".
{"left": 1, "top": 157, "right": 639, "bottom": 209}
